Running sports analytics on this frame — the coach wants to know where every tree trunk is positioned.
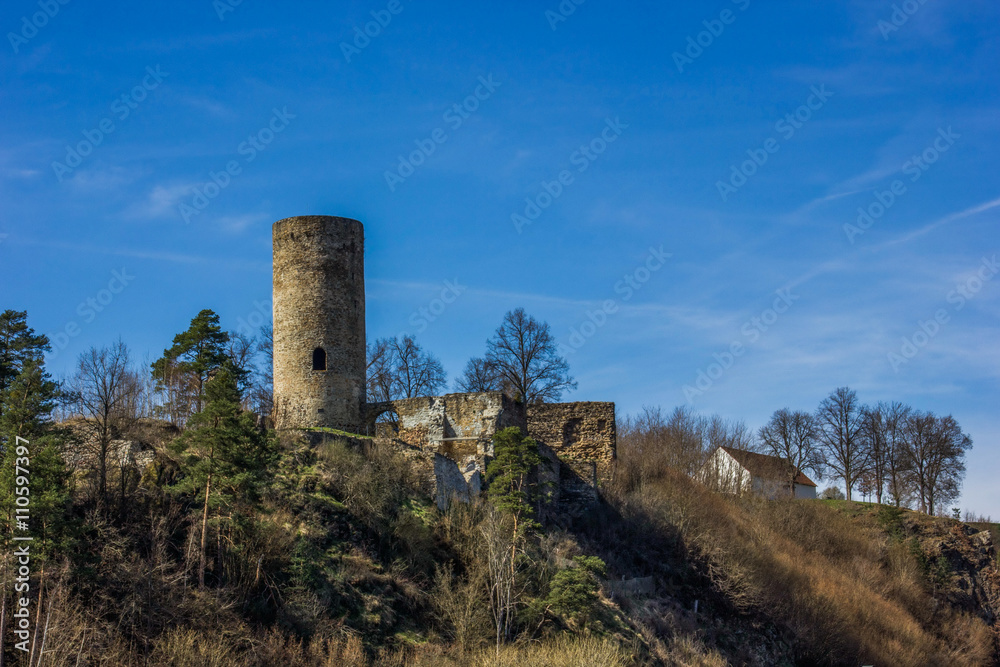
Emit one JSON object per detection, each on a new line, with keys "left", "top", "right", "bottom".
{"left": 37, "top": 597, "right": 52, "bottom": 667}
{"left": 0, "top": 557, "right": 7, "bottom": 667}
{"left": 119, "top": 463, "right": 128, "bottom": 518}
{"left": 199, "top": 473, "right": 212, "bottom": 590}
{"left": 28, "top": 566, "right": 43, "bottom": 667}
{"left": 99, "top": 433, "right": 109, "bottom": 508}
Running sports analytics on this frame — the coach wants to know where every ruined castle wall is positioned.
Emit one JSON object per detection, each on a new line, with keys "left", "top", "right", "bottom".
{"left": 371, "top": 392, "right": 527, "bottom": 509}
{"left": 440, "top": 392, "right": 526, "bottom": 458}
{"left": 367, "top": 394, "right": 615, "bottom": 511}
{"left": 527, "top": 402, "right": 616, "bottom": 482}
{"left": 383, "top": 396, "right": 445, "bottom": 449}
{"left": 374, "top": 392, "right": 525, "bottom": 455}
{"left": 272, "top": 216, "right": 366, "bottom": 431}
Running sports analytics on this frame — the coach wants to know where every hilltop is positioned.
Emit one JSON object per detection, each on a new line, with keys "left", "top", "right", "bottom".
{"left": 30, "top": 420, "right": 999, "bottom": 666}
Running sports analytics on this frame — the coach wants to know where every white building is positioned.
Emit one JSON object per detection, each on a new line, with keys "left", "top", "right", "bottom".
{"left": 699, "top": 446, "right": 817, "bottom": 500}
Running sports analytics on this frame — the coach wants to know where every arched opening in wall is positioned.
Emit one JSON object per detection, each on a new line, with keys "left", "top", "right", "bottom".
{"left": 367, "top": 405, "right": 400, "bottom": 438}
{"left": 312, "top": 347, "right": 327, "bottom": 371}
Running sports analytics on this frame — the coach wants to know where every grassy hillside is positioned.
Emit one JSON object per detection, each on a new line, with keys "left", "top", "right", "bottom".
{"left": 21, "top": 425, "right": 999, "bottom": 666}
{"left": 600, "top": 460, "right": 999, "bottom": 665}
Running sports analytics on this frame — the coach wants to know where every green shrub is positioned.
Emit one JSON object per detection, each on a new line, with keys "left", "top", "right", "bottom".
{"left": 544, "top": 556, "right": 606, "bottom": 627}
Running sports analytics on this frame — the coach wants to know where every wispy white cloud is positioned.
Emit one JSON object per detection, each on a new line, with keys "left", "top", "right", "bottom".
{"left": 178, "top": 95, "right": 233, "bottom": 119}
{"left": 873, "top": 196, "right": 1000, "bottom": 249}
{"left": 69, "top": 165, "right": 146, "bottom": 192}
{"left": 5, "top": 167, "right": 40, "bottom": 179}
{"left": 16, "top": 237, "right": 268, "bottom": 270}
{"left": 124, "top": 183, "right": 198, "bottom": 220}
{"left": 216, "top": 213, "right": 270, "bottom": 233}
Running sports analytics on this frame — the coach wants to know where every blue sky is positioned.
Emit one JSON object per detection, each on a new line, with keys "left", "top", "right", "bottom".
{"left": 2, "top": 1, "right": 998, "bottom": 515}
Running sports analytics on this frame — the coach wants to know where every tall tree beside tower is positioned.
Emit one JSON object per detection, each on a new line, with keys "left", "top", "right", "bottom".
{"left": 151, "top": 309, "right": 230, "bottom": 421}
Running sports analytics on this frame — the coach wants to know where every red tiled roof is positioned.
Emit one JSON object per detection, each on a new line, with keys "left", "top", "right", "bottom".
{"left": 719, "top": 446, "right": 817, "bottom": 487}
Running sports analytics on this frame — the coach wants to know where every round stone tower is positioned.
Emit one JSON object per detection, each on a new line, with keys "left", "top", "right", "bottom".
{"left": 272, "top": 216, "right": 366, "bottom": 431}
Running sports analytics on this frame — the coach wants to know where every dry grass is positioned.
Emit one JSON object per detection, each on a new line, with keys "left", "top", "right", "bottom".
{"left": 608, "top": 457, "right": 995, "bottom": 666}
{"left": 49, "top": 631, "right": 630, "bottom": 667}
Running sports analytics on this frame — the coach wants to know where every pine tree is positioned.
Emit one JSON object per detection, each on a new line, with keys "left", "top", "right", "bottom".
{"left": 486, "top": 427, "right": 542, "bottom": 522}
{"left": 544, "top": 555, "right": 606, "bottom": 628}
{"left": 0, "top": 310, "right": 51, "bottom": 423}
{"left": 168, "top": 367, "right": 275, "bottom": 589}
{"left": 0, "top": 359, "right": 59, "bottom": 441}
{"left": 483, "top": 427, "right": 543, "bottom": 651}
{"left": 0, "top": 325, "right": 74, "bottom": 662}
{"left": 152, "top": 309, "right": 231, "bottom": 419}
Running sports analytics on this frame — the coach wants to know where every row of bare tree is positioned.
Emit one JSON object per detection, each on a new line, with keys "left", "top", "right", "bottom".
{"left": 367, "top": 308, "right": 577, "bottom": 407}
{"left": 618, "top": 386, "right": 973, "bottom": 516}
{"left": 792, "top": 387, "right": 971, "bottom": 514}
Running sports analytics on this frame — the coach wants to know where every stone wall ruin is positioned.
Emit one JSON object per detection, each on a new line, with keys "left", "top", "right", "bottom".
{"left": 271, "top": 214, "right": 617, "bottom": 513}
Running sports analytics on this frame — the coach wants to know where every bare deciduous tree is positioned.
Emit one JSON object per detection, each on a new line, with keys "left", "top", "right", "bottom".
{"left": 758, "top": 408, "right": 821, "bottom": 495}
{"left": 480, "top": 507, "right": 518, "bottom": 655}
{"left": 882, "top": 401, "right": 913, "bottom": 507}
{"left": 365, "top": 335, "right": 446, "bottom": 403}
{"left": 393, "top": 335, "right": 446, "bottom": 399}
{"left": 485, "top": 308, "right": 575, "bottom": 404}
{"left": 366, "top": 338, "right": 395, "bottom": 404}
{"left": 706, "top": 414, "right": 756, "bottom": 452}
{"left": 454, "top": 356, "right": 502, "bottom": 393}
{"left": 226, "top": 330, "right": 258, "bottom": 400}
{"left": 72, "top": 340, "right": 144, "bottom": 507}
{"left": 859, "top": 401, "right": 915, "bottom": 506}
{"left": 815, "top": 387, "right": 868, "bottom": 502}
{"left": 619, "top": 405, "right": 752, "bottom": 483}
{"left": 251, "top": 324, "right": 274, "bottom": 418}
{"left": 904, "top": 412, "right": 972, "bottom": 515}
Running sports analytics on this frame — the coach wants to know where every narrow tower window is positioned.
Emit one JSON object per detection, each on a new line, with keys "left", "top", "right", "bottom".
{"left": 312, "top": 347, "right": 327, "bottom": 371}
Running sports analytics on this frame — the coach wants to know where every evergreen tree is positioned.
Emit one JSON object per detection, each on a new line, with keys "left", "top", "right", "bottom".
{"left": 544, "top": 556, "right": 606, "bottom": 628}
{"left": 0, "top": 310, "right": 50, "bottom": 422}
{"left": 0, "top": 359, "right": 60, "bottom": 441}
{"left": 486, "top": 427, "right": 542, "bottom": 522}
{"left": 483, "top": 427, "right": 543, "bottom": 651}
{"left": 152, "top": 309, "right": 231, "bottom": 418}
{"left": 168, "top": 367, "right": 275, "bottom": 589}
{"left": 0, "top": 329, "right": 74, "bottom": 659}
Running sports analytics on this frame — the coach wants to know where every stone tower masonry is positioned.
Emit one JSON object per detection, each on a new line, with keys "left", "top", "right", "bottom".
{"left": 272, "top": 215, "right": 366, "bottom": 431}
